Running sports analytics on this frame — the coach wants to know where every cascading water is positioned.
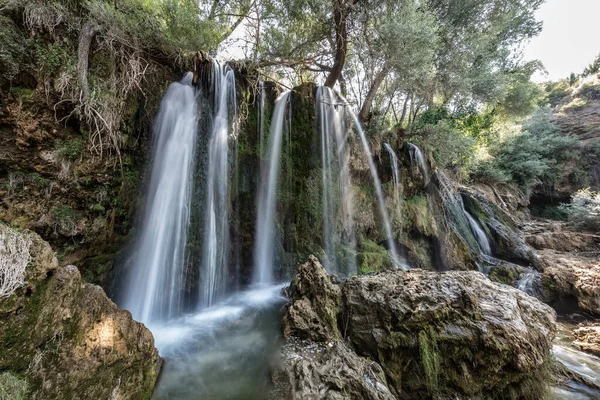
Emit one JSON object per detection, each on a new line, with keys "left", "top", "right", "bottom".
{"left": 345, "top": 105, "right": 404, "bottom": 269}
{"left": 200, "top": 62, "right": 237, "bottom": 307}
{"left": 316, "top": 87, "right": 357, "bottom": 276}
{"left": 434, "top": 171, "right": 484, "bottom": 257}
{"left": 384, "top": 142, "right": 400, "bottom": 195}
{"left": 122, "top": 73, "right": 197, "bottom": 324}
{"left": 253, "top": 91, "right": 291, "bottom": 284}
{"left": 464, "top": 210, "right": 492, "bottom": 255}
{"left": 408, "top": 142, "right": 430, "bottom": 184}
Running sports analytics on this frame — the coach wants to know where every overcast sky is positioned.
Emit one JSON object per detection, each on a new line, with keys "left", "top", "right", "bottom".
{"left": 523, "top": 0, "right": 600, "bottom": 82}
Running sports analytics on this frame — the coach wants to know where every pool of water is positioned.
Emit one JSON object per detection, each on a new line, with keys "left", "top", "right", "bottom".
{"left": 149, "top": 284, "right": 287, "bottom": 400}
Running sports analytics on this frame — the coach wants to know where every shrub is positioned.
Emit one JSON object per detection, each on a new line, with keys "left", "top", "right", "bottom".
{"left": 0, "top": 16, "right": 27, "bottom": 84}
{"left": 0, "top": 225, "right": 31, "bottom": 298}
{"left": 472, "top": 108, "right": 576, "bottom": 187}
{"left": 560, "top": 188, "right": 600, "bottom": 231}
{"left": 579, "top": 83, "right": 600, "bottom": 101}
{"left": 545, "top": 82, "right": 571, "bottom": 107}
{"left": 50, "top": 204, "right": 80, "bottom": 235}
{"left": 420, "top": 120, "right": 476, "bottom": 177}
{"left": 560, "top": 98, "right": 587, "bottom": 113}
{"left": 56, "top": 137, "right": 83, "bottom": 161}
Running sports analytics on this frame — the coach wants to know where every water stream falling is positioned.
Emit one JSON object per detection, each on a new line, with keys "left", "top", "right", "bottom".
{"left": 253, "top": 91, "right": 291, "bottom": 284}
{"left": 345, "top": 105, "right": 404, "bottom": 269}
{"left": 316, "top": 87, "right": 357, "bottom": 276}
{"left": 464, "top": 210, "right": 492, "bottom": 255}
{"left": 384, "top": 142, "right": 400, "bottom": 195}
{"left": 407, "top": 142, "right": 429, "bottom": 184}
{"left": 122, "top": 73, "right": 197, "bottom": 324}
{"left": 258, "top": 81, "right": 266, "bottom": 158}
{"left": 201, "top": 62, "right": 238, "bottom": 307}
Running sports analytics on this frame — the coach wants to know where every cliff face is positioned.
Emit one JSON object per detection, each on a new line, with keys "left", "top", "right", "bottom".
{"left": 0, "top": 224, "right": 161, "bottom": 399}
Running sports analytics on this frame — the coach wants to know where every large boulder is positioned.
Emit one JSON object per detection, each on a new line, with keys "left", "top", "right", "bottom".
{"left": 342, "top": 269, "right": 556, "bottom": 398}
{"left": 278, "top": 256, "right": 557, "bottom": 399}
{"left": 282, "top": 255, "right": 341, "bottom": 342}
{"left": 0, "top": 225, "right": 161, "bottom": 399}
{"left": 538, "top": 249, "right": 600, "bottom": 313}
{"left": 270, "top": 338, "right": 396, "bottom": 400}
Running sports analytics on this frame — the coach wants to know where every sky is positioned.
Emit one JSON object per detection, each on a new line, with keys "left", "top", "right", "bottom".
{"left": 523, "top": 0, "right": 600, "bottom": 82}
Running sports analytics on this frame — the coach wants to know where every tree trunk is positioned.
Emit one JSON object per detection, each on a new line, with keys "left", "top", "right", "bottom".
{"left": 78, "top": 22, "right": 101, "bottom": 102}
{"left": 324, "top": 0, "right": 350, "bottom": 88}
{"left": 399, "top": 91, "right": 411, "bottom": 126}
{"left": 358, "top": 63, "right": 391, "bottom": 123}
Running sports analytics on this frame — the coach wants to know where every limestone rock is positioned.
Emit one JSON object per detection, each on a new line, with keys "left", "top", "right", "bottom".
{"left": 282, "top": 255, "right": 341, "bottom": 342}
{"left": 270, "top": 338, "right": 396, "bottom": 400}
{"left": 524, "top": 221, "right": 600, "bottom": 252}
{"left": 538, "top": 249, "right": 600, "bottom": 313}
{"left": 342, "top": 269, "right": 556, "bottom": 398}
{"left": 0, "top": 226, "right": 161, "bottom": 399}
{"left": 573, "top": 323, "right": 600, "bottom": 357}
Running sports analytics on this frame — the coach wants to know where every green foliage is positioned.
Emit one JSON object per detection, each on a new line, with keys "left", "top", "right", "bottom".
{"left": 578, "top": 83, "right": 600, "bottom": 101}
{"left": 419, "top": 120, "right": 476, "bottom": 175}
{"left": 560, "top": 98, "right": 587, "bottom": 113}
{"left": 29, "top": 173, "right": 50, "bottom": 189}
{"left": 560, "top": 188, "right": 600, "bottom": 231}
{"left": 0, "top": 372, "right": 29, "bottom": 400}
{"left": 473, "top": 108, "right": 576, "bottom": 187}
{"left": 545, "top": 81, "right": 571, "bottom": 106}
{"left": 56, "top": 138, "right": 83, "bottom": 161}
{"left": 9, "top": 87, "right": 35, "bottom": 99}
{"left": 583, "top": 54, "right": 600, "bottom": 77}
{"left": 33, "top": 40, "right": 71, "bottom": 77}
{"left": 51, "top": 204, "right": 81, "bottom": 234}
{"left": 0, "top": 16, "right": 26, "bottom": 83}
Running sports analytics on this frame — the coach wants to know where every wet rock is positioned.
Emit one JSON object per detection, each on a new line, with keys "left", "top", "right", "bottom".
{"left": 281, "top": 256, "right": 557, "bottom": 398}
{"left": 573, "top": 323, "right": 600, "bottom": 357}
{"left": 342, "top": 269, "right": 556, "bottom": 398}
{"left": 270, "top": 338, "right": 396, "bottom": 400}
{"left": 0, "top": 226, "right": 161, "bottom": 399}
{"left": 282, "top": 255, "right": 341, "bottom": 342}
{"left": 538, "top": 249, "right": 600, "bottom": 313}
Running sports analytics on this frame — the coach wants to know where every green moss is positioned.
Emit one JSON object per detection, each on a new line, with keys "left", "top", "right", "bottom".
{"left": 357, "top": 239, "right": 393, "bottom": 274}
{"left": 419, "top": 327, "right": 440, "bottom": 394}
{"left": 9, "top": 87, "right": 35, "bottom": 99}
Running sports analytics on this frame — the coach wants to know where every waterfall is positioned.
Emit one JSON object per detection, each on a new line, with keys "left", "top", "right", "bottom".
{"left": 384, "top": 142, "right": 400, "bottom": 200}
{"left": 123, "top": 73, "right": 197, "bottom": 324}
{"left": 316, "top": 87, "right": 357, "bottom": 276}
{"left": 347, "top": 111, "right": 405, "bottom": 269}
{"left": 200, "top": 62, "right": 237, "bottom": 307}
{"left": 253, "top": 91, "right": 291, "bottom": 284}
{"left": 434, "top": 171, "right": 482, "bottom": 256}
{"left": 407, "top": 142, "right": 429, "bottom": 184}
{"left": 464, "top": 210, "right": 492, "bottom": 255}
{"left": 517, "top": 269, "right": 537, "bottom": 293}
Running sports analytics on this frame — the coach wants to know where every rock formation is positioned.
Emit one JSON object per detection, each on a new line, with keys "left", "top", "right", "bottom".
{"left": 0, "top": 225, "right": 161, "bottom": 399}
{"left": 275, "top": 255, "right": 557, "bottom": 399}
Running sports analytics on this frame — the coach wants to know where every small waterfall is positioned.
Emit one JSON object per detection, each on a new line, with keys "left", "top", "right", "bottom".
{"left": 383, "top": 142, "right": 400, "bottom": 196}
{"left": 123, "top": 73, "right": 197, "bottom": 324}
{"left": 434, "top": 171, "right": 482, "bottom": 257}
{"left": 407, "top": 142, "right": 429, "bottom": 183}
{"left": 253, "top": 91, "right": 291, "bottom": 284}
{"left": 200, "top": 62, "right": 237, "bottom": 307}
{"left": 517, "top": 269, "right": 537, "bottom": 293}
{"left": 345, "top": 106, "right": 404, "bottom": 269}
{"left": 464, "top": 210, "right": 491, "bottom": 255}
{"left": 316, "top": 87, "right": 357, "bottom": 276}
